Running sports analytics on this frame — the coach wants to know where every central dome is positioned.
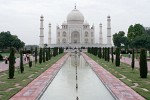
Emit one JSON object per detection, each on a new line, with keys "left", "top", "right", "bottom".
{"left": 67, "top": 8, "right": 84, "bottom": 23}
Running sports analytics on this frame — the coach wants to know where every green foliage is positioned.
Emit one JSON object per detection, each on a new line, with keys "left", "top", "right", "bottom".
{"left": 39, "top": 48, "right": 43, "bottom": 64}
{"left": 111, "top": 47, "right": 114, "bottom": 63}
{"left": 107, "top": 47, "right": 110, "bottom": 62}
{"left": 127, "top": 24, "right": 146, "bottom": 41}
{"left": 115, "top": 47, "right": 120, "bottom": 66}
{"left": 43, "top": 48, "right": 45, "bottom": 63}
{"left": 140, "top": 48, "right": 147, "bottom": 78}
{"left": 131, "top": 34, "right": 150, "bottom": 49}
{"left": 53, "top": 47, "right": 58, "bottom": 57}
{"left": 48, "top": 47, "right": 51, "bottom": 60}
{"left": 0, "top": 54, "right": 3, "bottom": 61}
{"left": 9, "top": 47, "right": 16, "bottom": 79}
{"left": 113, "top": 31, "right": 129, "bottom": 47}
{"left": 102, "top": 47, "right": 105, "bottom": 59}
{"left": 35, "top": 47, "right": 37, "bottom": 64}
{"left": 105, "top": 47, "right": 107, "bottom": 61}
{"left": 20, "top": 49, "right": 24, "bottom": 73}
{"left": 0, "top": 31, "right": 25, "bottom": 50}
{"left": 131, "top": 49, "right": 135, "bottom": 70}
{"left": 98, "top": 47, "right": 102, "bottom": 59}
{"left": 46, "top": 48, "right": 49, "bottom": 61}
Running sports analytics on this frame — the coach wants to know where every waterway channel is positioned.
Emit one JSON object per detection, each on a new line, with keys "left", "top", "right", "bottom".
{"left": 40, "top": 52, "right": 115, "bottom": 100}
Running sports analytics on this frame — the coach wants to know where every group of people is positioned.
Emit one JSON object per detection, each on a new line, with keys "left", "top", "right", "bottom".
{"left": 23, "top": 53, "right": 33, "bottom": 62}
{"left": 4, "top": 53, "right": 33, "bottom": 64}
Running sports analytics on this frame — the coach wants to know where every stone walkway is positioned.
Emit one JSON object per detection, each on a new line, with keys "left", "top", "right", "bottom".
{"left": 120, "top": 56, "right": 150, "bottom": 71}
{"left": 81, "top": 53, "right": 145, "bottom": 100}
{"left": 0, "top": 57, "right": 34, "bottom": 72}
{"left": 10, "top": 54, "right": 69, "bottom": 100}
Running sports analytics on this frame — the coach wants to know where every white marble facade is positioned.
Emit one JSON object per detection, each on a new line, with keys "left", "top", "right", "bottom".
{"left": 39, "top": 6, "right": 112, "bottom": 48}
{"left": 56, "top": 6, "right": 95, "bottom": 45}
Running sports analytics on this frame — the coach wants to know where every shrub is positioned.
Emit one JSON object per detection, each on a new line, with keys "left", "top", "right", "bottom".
{"left": 20, "top": 49, "right": 24, "bottom": 73}
{"left": 131, "top": 49, "right": 135, "bottom": 70}
{"left": 111, "top": 47, "right": 114, "bottom": 63}
{"left": 0, "top": 54, "right": 3, "bottom": 61}
{"left": 107, "top": 47, "right": 110, "bottom": 62}
{"left": 43, "top": 48, "right": 45, "bottom": 63}
{"left": 35, "top": 47, "right": 37, "bottom": 64}
{"left": 9, "top": 47, "right": 16, "bottom": 79}
{"left": 39, "top": 48, "right": 42, "bottom": 64}
{"left": 140, "top": 48, "right": 147, "bottom": 78}
{"left": 115, "top": 47, "right": 120, "bottom": 66}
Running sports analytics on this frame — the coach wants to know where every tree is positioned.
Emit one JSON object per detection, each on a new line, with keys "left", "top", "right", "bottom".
{"left": 103, "top": 47, "right": 105, "bottom": 59}
{"left": 104, "top": 47, "right": 107, "bottom": 61}
{"left": 127, "top": 24, "right": 146, "bottom": 41}
{"left": 9, "top": 47, "right": 16, "bottom": 79}
{"left": 43, "top": 48, "right": 45, "bottom": 63}
{"left": 46, "top": 48, "right": 48, "bottom": 61}
{"left": 113, "top": 31, "right": 129, "bottom": 47}
{"left": 140, "top": 48, "right": 147, "bottom": 78}
{"left": 107, "top": 47, "right": 110, "bottom": 62}
{"left": 115, "top": 47, "right": 120, "bottom": 66}
{"left": 20, "top": 49, "right": 24, "bottom": 73}
{"left": 111, "top": 47, "right": 114, "bottom": 63}
{"left": 131, "top": 49, "right": 135, "bottom": 70}
{"left": 39, "top": 48, "right": 42, "bottom": 64}
{"left": 35, "top": 47, "right": 37, "bottom": 64}
{"left": 0, "top": 31, "right": 25, "bottom": 50}
{"left": 48, "top": 47, "right": 51, "bottom": 60}
{"left": 131, "top": 34, "right": 150, "bottom": 49}
{"left": 98, "top": 47, "right": 102, "bottom": 59}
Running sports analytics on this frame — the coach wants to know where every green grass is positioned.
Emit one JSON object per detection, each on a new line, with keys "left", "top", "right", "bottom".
{"left": 0, "top": 53, "right": 65, "bottom": 100}
{"left": 86, "top": 53, "right": 150, "bottom": 100}
{"left": 0, "top": 53, "right": 20, "bottom": 58}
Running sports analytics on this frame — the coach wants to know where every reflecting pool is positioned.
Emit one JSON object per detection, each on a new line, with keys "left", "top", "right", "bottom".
{"left": 40, "top": 53, "right": 115, "bottom": 100}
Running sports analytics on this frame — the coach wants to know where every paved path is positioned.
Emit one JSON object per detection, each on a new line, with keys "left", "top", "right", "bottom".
{"left": 10, "top": 54, "right": 69, "bottom": 100}
{"left": 120, "top": 56, "right": 150, "bottom": 71}
{"left": 81, "top": 53, "right": 145, "bottom": 100}
{"left": 0, "top": 57, "right": 34, "bottom": 72}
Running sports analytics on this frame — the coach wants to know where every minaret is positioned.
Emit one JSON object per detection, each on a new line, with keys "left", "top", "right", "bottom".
{"left": 39, "top": 15, "right": 44, "bottom": 48}
{"left": 107, "top": 15, "right": 111, "bottom": 47}
{"left": 99, "top": 23, "right": 103, "bottom": 44}
{"left": 48, "top": 23, "right": 51, "bottom": 47}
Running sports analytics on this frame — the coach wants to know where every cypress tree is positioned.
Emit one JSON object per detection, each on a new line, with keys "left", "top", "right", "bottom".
{"left": 98, "top": 47, "right": 102, "bottom": 59}
{"left": 140, "top": 48, "right": 147, "bottom": 78}
{"left": 111, "top": 47, "right": 114, "bottom": 63}
{"left": 48, "top": 47, "right": 51, "bottom": 60}
{"left": 105, "top": 47, "right": 107, "bottom": 61}
{"left": 108, "top": 47, "right": 110, "bottom": 62}
{"left": 35, "top": 47, "right": 37, "bottom": 64}
{"left": 43, "top": 48, "right": 45, "bottom": 63}
{"left": 9, "top": 47, "right": 15, "bottom": 79}
{"left": 131, "top": 49, "right": 135, "bottom": 70}
{"left": 20, "top": 49, "right": 24, "bottom": 73}
{"left": 46, "top": 48, "right": 48, "bottom": 61}
{"left": 103, "top": 47, "right": 105, "bottom": 59}
{"left": 115, "top": 47, "right": 120, "bottom": 66}
{"left": 39, "top": 48, "right": 42, "bottom": 64}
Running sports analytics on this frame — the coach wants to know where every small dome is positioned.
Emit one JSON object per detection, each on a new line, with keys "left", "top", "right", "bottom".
{"left": 67, "top": 8, "right": 84, "bottom": 22}
{"left": 62, "top": 21, "right": 67, "bottom": 25}
{"left": 84, "top": 20, "right": 89, "bottom": 25}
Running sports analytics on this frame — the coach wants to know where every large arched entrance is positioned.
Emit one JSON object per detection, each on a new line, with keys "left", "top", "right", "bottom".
{"left": 71, "top": 31, "right": 80, "bottom": 44}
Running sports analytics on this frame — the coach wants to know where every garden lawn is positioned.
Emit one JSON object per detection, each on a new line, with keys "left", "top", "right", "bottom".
{"left": 86, "top": 53, "right": 150, "bottom": 100}
{"left": 0, "top": 53, "right": 65, "bottom": 100}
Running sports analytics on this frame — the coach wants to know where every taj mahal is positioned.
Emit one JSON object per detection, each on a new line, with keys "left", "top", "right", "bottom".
{"left": 39, "top": 5, "right": 112, "bottom": 48}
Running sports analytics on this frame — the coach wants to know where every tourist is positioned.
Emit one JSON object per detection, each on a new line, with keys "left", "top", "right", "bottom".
{"left": 5, "top": 56, "right": 8, "bottom": 64}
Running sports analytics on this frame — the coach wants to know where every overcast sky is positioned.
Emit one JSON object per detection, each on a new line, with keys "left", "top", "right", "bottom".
{"left": 0, "top": 0, "right": 150, "bottom": 45}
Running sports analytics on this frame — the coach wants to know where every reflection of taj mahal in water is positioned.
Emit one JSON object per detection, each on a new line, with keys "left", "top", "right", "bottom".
{"left": 39, "top": 5, "right": 112, "bottom": 48}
